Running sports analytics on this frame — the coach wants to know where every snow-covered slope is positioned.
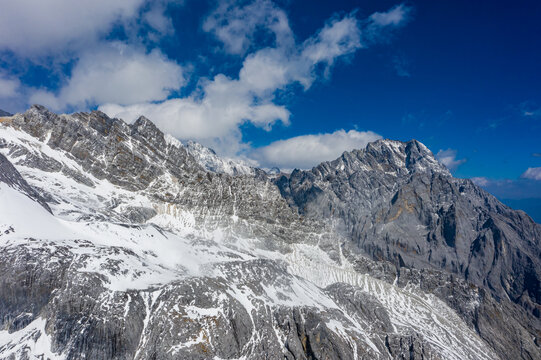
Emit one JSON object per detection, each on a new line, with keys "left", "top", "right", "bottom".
{"left": 0, "top": 106, "right": 538, "bottom": 359}
{"left": 0, "top": 180, "right": 497, "bottom": 360}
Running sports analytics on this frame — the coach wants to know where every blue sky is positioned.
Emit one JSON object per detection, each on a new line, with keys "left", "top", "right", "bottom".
{"left": 0, "top": 0, "right": 540, "bottom": 208}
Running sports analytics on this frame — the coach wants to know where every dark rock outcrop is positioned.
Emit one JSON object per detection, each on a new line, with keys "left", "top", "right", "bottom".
{"left": 0, "top": 152, "right": 51, "bottom": 213}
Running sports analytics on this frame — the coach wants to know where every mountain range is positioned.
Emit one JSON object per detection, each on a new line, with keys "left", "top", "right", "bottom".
{"left": 0, "top": 105, "right": 539, "bottom": 359}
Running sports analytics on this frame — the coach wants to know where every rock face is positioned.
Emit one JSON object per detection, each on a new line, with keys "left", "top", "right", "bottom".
{"left": 0, "top": 105, "right": 539, "bottom": 360}
{"left": 0, "top": 152, "right": 51, "bottom": 213}
{"left": 276, "top": 140, "right": 541, "bottom": 312}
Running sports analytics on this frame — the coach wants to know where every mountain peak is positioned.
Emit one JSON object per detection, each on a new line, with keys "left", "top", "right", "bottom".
{"left": 26, "top": 104, "right": 56, "bottom": 120}
{"left": 131, "top": 115, "right": 167, "bottom": 147}
{"left": 29, "top": 104, "right": 49, "bottom": 112}
{"left": 365, "top": 139, "right": 435, "bottom": 162}
{"left": 316, "top": 138, "right": 449, "bottom": 177}
{"left": 133, "top": 115, "right": 155, "bottom": 128}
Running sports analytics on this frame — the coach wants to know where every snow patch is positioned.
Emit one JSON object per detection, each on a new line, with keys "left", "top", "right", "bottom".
{"left": 0, "top": 317, "right": 64, "bottom": 360}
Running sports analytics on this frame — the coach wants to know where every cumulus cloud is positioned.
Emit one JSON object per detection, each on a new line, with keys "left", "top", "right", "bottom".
{"left": 470, "top": 177, "right": 490, "bottom": 187}
{"left": 302, "top": 14, "right": 361, "bottom": 66}
{"left": 99, "top": 73, "right": 290, "bottom": 155}
{"left": 521, "top": 167, "right": 541, "bottom": 181}
{"left": 0, "top": 0, "right": 181, "bottom": 113}
{"left": 369, "top": 4, "right": 411, "bottom": 26}
{"left": 0, "top": 0, "right": 145, "bottom": 57}
{"left": 0, "top": 74, "right": 21, "bottom": 98}
{"left": 436, "top": 149, "right": 466, "bottom": 171}
{"left": 249, "top": 129, "right": 382, "bottom": 169}
{"left": 30, "top": 43, "right": 185, "bottom": 111}
{"left": 0, "top": 0, "right": 180, "bottom": 58}
{"left": 470, "top": 176, "right": 541, "bottom": 201}
{"left": 101, "top": 10, "right": 369, "bottom": 156}
{"left": 363, "top": 4, "right": 413, "bottom": 44}
{"left": 101, "top": 3, "right": 408, "bottom": 157}
{"left": 203, "top": 0, "right": 293, "bottom": 55}
{"left": 3, "top": 0, "right": 412, "bottom": 163}
{"left": 141, "top": 1, "right": 176, "bottom": 36}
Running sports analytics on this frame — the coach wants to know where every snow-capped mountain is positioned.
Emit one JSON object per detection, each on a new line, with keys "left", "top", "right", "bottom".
{"left": 0, "top": 105, "right": 539, "bottom": 359}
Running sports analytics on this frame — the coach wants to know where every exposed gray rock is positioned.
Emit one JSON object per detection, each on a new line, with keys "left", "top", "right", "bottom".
{"left": 393, "top": 264, "right": 541, "bottom": 360}
{"left": 0, "top": 153, "right": 51, "bottom": 213}
{"left": 384, "top": 333, "right": 437, "bottom": 360}
{"left": 2, "top": 241, "right": 475, "bottom": 360}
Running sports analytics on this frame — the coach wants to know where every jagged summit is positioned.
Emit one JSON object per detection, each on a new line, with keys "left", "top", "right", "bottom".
{"left": 25, "top": 105, "right": 258, "bottom": 177}
{"left": 132, "top": 115, "right": 165, "bottom": 142}
{"left": 18, "top": 105, "right": 450, "bottom": 179}
{"left": 311, "top": 138, "right": 450, "bottom": 177}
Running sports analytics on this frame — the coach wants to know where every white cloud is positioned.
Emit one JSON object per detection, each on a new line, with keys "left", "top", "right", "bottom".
{"left": 100, "top": 3, "right": 411, "bottom": 157}
{"left": 436, "top": 148, "right": 466, "bottom": 171}
{"left": 30, "top": 43, "right": 185, "bottom": 110}
{"left": 0, "top": 0, "right": 180, "bottom": 58}
{"left": 11, "top": 0, "right": 410, "bottom": 161}
{"left": 520, "top": 103, "right": 541, "bottom": 119}
{"left": 0, "top": 74, "right": 21, "bottom": 98}
{"left": 0, "top": 0, "right": 150, "bottom": 57}
{"left": 100, "top": 10, "right": 367, "bottom": 157}
{"left": 468, "top": 176, "right": 541, "bottom": 201}
{"left": 471, "top": 177, "right": 490, "bottom": 187}
{"left": 521, "top": 167, "right": 541, "bottom": 181}
{"left": 250, "top": 129, "right": 382, "bottom": 169}
{"left": 203, "top": 0, "right": 293, "bottom": 55}
{"left": 301, "top": 14, "right": 361, "bottom": 66}
{"left": 369, "top": 4, "right": 411, "bottom": 26}
{"left": 142, "top": 2, "right": 175, "bottom": 36}
{"left": 0, "top": 0, "right": 181, "bottom": 112}
{"left": 99, "top": 73, "right": 290, "bottom": 153}
{"left": 363, "top": 4, "right": 413, "bottom": 44}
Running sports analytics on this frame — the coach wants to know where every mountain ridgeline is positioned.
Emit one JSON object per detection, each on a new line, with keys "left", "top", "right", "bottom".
{"left": 276, "top": 139, "right": 541, "bottom": 312}
{"left": 0, "top": 105, "right": 539, "bottom": 360}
